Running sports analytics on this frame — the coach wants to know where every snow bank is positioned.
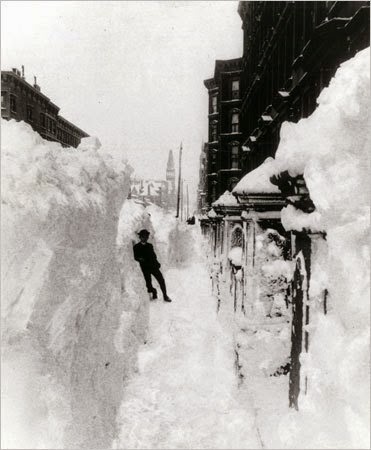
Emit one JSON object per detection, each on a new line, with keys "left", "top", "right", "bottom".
{"left": 0, "top": 119, "right": 149, "bottom": 449}
{"left": 233, "top": 157, "right": 280, "bottom": 195}
{"left": 275, "top": 48, "right": 370, "bottom": 448}
{"left": 281, "top": 204, "right": 323, "bottom": 232}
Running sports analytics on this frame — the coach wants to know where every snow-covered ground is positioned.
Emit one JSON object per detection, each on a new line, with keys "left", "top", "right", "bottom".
{"left": 1, "top": 120, "right": 148, "bottom": 449}
{"left": 114, "top": 230, "right": 261, "bottom": 449}
{"left": 1, "top": 47, "right": 369, "bottom": 450}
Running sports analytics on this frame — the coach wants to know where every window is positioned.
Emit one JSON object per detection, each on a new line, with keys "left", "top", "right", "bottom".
{"left": 40, "top": 113, "right": 46, "bottom": 128}
{"left": 231, "top": 145, "right": 239, "bottom": 169}
{"left": 27, "top": 105, "right": 33, "bottom": 121}
{"left": 231, "top": 226, "right": 243, "bottom": 247}
{"left": 211, "top": 95, "right": 218, "bottom": 113}
{"left": 232, "top": 80, "right": 240, "bottom": 99}
{"left": 1, "top": 91, "right": 6, "bottom": 109}
{"left": 231, "top": 113, "right": 239, "bottom": 133}
{"left": 211, "top": 121, "right": 218, "bottom": 142}
{"left": 10, "top": 95, "right": 17, "bottom": 113}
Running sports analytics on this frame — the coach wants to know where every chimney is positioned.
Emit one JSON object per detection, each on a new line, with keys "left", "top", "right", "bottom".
{"left": 21, "top": 65, "right": 25, "bottom": 79}
{"left": 12, "top": 68, "right": 21, "bottom": 76}
{"left": 33, "top": 75, "right": 41, "bottom": 92}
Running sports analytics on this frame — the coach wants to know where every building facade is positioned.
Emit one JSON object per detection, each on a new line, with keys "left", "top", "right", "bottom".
{"left": 203, "top": 58, "right": 243, "bottom": 207}
{"left": 1, "top": 67, "right": 89, "bottom": 148}
{"left": 198, "top": 1, "right": 370, "bottom": 209}
{"left": 198, "top": 0, "right": 370, "bottom": 412}
{"left": 197, "top": 142, "right": 208, "bottom": 214}
{"left": 238, "top": 0, "right": 370, "bottom": 174}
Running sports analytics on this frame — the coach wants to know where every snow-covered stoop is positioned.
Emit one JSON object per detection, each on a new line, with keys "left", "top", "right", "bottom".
{"left": 213, "top": 269, "right": 291, "bottom": 450}
{"left": 113, "top": 231, "right": 262, "bottom": 449}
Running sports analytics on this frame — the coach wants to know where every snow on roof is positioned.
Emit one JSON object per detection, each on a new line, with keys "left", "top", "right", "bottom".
{"left": 212, "top": 190, "right": 238, "bottom": 207}
{"left": 207, "top": 208, "right": 217, "bottom": 218}
{"left": 261, "top": 115, "right": 273, "bottom": 122}
{"left": 233, "top": 157, "right": 280, "bottom": 195}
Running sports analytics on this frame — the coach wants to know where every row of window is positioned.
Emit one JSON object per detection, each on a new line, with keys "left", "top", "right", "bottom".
{"left": 210, "top": 112, "right": 240, "bottom": 140}
{"left": 1, "top": 92, "right": 17, "bottom": 112}
{"left": 210, "top": 145, "right": 239, "bottom": 170}
{"left": 210, "top": 80, "right": 240, "bottom": 113}
{"left": 57, "top": 127, "right": 79, "bottom": 147}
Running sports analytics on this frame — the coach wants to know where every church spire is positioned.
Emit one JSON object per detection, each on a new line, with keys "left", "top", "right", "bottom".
{"left": 166, "top": 150, "right": 176, "bottom": 195}
{"left": 166, "top": 150, "right": 175, "bottom": 182}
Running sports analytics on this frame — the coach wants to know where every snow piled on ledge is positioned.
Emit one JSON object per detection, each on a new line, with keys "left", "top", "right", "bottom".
{"left": 212, "top": 190, "right": 238, "bottom": 207}
{"left": 233, "top": 157, "right": 280, "bottom": 195}
{"left": 275, "top": 48, "right": 370, "bottom": 449}
{"left": 0, "top": 119, "right": 149, "bottom": 449}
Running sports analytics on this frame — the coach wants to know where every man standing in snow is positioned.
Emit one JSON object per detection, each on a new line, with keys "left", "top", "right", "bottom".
{"left": 133, "top": 229, "right": 172, "bottom": 302}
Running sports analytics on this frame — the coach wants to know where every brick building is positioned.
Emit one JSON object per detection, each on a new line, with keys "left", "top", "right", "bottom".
{"left": 198, "top": 1, "right": 370, "bottom": 212}
{"left": 238, "top": 1, "right": 370, "bottom": 174}
{"left": 203, "top": 58, "right": 243, "bottom": 206}
{"left": 197, "top": 142, "right": 208, "bottom": 214}
{"left": 1, "top": 67, "right": 89, "bottom": 148}
{"left": 198, "top": 1, "right": 370, "bottom": 411}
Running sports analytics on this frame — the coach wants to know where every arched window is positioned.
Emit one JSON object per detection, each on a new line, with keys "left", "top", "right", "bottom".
{"left": 231, "top": 226, "right": 243, "bottom": 248}
{"left": 231, "top": 112, "right": 239, "bottom": 133}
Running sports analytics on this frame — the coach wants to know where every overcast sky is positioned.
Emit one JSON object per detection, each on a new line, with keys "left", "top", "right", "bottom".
{"left": 1, "top": 1, "right": 243, "bottom": 209}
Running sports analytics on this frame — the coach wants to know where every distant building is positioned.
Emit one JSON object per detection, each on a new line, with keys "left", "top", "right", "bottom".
{"left": 1, "top": 67, "right": 89, "bottom": 148}
{"left": 197, "top": 142, "right": 208, "bottom": 214}
{"left": 164, "top": 150, "right": 177, "bottom": 209}
{"left": 203, "top": 58, "right": 243, "bottom": 207}
{"left": 129, "top": 150, "right": 177, "bottom": 210}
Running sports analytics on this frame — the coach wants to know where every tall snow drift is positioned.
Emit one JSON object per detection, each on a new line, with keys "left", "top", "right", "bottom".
{"left": 1, "top": 119, "right": 148, "bottom": 449}
{"left": 275, "top": 48, "right": 370, "bottom": 448}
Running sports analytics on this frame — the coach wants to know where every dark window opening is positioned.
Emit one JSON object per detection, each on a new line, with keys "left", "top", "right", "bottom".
{"left": 27, "top": 105, "right": 33, "bottom": 121}
{"left": 40, "top": 113, "right": 46, "bottom": 128}
{"left": 10, "top": 95, "right": 17, "bottom": 113}
{"left": 1, "top": 91, "right": 6, "bottom": 109}
{"left": 211, "top": 121, "right": 218, "bottom": 142}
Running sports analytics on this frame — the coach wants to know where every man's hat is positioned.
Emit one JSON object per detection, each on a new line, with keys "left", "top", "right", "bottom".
{"left": 138, "top": 229, "right": 150, "bottom": 237}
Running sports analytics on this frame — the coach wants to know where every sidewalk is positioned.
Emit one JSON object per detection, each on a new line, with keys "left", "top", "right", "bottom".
{"left": 113, "top": 261, "right": 261, "bottom": 449}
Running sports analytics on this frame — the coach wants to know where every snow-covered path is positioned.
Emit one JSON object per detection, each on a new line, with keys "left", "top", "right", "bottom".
{"left": 113, "top": 256, "right": 260, "bottom": 449}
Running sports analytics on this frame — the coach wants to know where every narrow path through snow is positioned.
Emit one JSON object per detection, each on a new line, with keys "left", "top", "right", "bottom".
{"left": 113, "top": 254, "right": 260, "bottom": 449}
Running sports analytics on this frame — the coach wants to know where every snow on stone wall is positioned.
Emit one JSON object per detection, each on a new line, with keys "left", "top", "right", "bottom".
{"left": 1, "top": 119, "right": 148, "bottom": 449}
{"left": 275, "top": 48, "right": 370, "bottom": 448}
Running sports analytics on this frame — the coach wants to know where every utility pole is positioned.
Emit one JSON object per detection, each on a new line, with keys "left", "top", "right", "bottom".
{"left": 186, "top": 184, "right": 189, "bottom": 219}
{"left": 176, "top": 142, "right": 182, "bottom": 218}
{"left": 180, "top": 179, "right": 184, "bottom": 221}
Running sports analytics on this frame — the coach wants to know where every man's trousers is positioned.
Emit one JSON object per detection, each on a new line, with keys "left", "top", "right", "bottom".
{"left": 141, "top": 267, "right": 167, "bottom": 297}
